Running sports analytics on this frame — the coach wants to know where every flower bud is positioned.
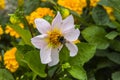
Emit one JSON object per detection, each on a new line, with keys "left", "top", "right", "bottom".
{"left": 62, "top": 63, "right": 71, "bottom": 71}
{"left": 60, "top": 8, "right": 70, "bottom": 19}
{"left": 9, "top": 14, "right": 20, "bottom": 24}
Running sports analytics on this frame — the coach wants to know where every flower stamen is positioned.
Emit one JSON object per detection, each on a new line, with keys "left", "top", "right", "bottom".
{"left": 47, "top": 28, "right": 62, "bottom": 48}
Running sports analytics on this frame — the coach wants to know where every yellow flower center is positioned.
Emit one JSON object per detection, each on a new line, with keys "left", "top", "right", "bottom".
{"left": 47, "top": 28, "right": 63, "bottom": 48}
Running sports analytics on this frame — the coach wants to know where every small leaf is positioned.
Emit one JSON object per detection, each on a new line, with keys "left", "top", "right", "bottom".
{"left": 110, "top": 40, "right": 120, "bottom": 52}
{"left": 112, "top": 71, "right": 120, "bottom": 80}
{"left": 105, "top": 31, "right": 119, "bottom": 40}
{"left": 114, "top": 10, "right": 120, "bottom": 22}
{"left": 92, "top": 6, "right": 109, "bottom": 25}
{"left": 106, "top": 52, "right": 120, "bottom": 64}
{"left": 82, "top": 26, "right": 109, "bottom": 49}
{"left": 106, "top": 21, "right": 120, "bottom": 29}
{"left": 0, "top": 69, "right": 15, "bottom": 80}
{"left": 68, "top": 66, "right": 87, "bottom": 80}
{"left": 96, "top": 50, "right": 120, "bottom": 65}
{"left": 69, "top": 42, "right": 96, "bottom": 66}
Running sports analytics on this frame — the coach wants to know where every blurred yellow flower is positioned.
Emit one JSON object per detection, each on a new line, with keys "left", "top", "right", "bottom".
{"left": 4, "top": 47, "right": 19, "bottom": 72}
{"left": 18, "top": 0, "right": 24, "bottom": 7}
{"left": 5, "top": 23, "right": 24, "bottom": 38}
{"left": 0, "top": 55, "right": 2, "bottom": 61}
{"left": 41, "top": 0, "right": 46, "bottom": 2}
{"left": 90, "top": 0, "right": 100, "bottom": 7}
{"left": 0, "top": 25, "right": 3, "bottom": 35}
{"left": 0, "top": 0, "right": 5, "bottom": 10}
{"left": 57, "top": 0, "right": 87, "bottom": 14}
{"left": 28, "top": 7, "right": 54, "bottom": 26}
{"left": 104, "top": 6, "right": 115, "bottom": 20}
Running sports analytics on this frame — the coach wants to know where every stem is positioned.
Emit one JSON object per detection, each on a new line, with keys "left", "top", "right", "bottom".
{"left": 51, "top": 65, "right": 61, "bottom": 80}
{"left": 23, "top": 16, "right": 34, "bottom": 37}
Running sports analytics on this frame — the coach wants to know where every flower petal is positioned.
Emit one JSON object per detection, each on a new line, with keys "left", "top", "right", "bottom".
{"left": 40, "top": 46, "right": 52, "bottom": 64}
{"left": 34, "top": 18, "right": 51, "bottom": 34}
{"left": 61, "top": 15, "right": 74, "bottom": 32}
{"left": 64, "top": 28, "right": 80, "bottom": 41}
{"left": 65, "top": 42, "right": 78, "bottom": 56}
{"left": 48, "top": 48, "right": 59, "bottom": 66}
{"left": 31, "top": 34, "right": 47, "bottom": 49}
{"left": 52, "top": 12, "right": 62, "bottom": 29}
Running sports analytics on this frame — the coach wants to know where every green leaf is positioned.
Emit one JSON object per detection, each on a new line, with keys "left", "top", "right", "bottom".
{"left": 0, "top": 69, "right": 15, "bottom": 80}
{"left": 96, "top": 50, "right": 120, "bottom": 65}
{"left": 110, "top": 40, "right": 120, "bottom": 52}
{"left": 106, "top": 52, "right": 120, "bottom": 64}
{"left": 59, "top": 46, "right": 69, "bottom": 63}
{"left": 106, "top": 21, "right": 120, "bottom": 32}
{"left": 23, "top": 50, "right": 47, "bottom": 77}
{"left": 69, "top": 43, "right": 96, "bottom": 66}
{"left": 15, "top": 45, "right": 34, "bottom": 67}
{"left": 68, "top": 66, "right": 87, "bottom": 80}
{"left": 60, "top": 77, "right": 72, "bottom": 80}
{"left": 82, "top": 26, "right": 109, "bottom": 49}
{"left": 114, "top": 10, "right": 120, "bottom": 22}
{"left": 8, "top": 24, "right": 32, "bottom": 45}
{"left": 106, "top": 21, "right": 117, "bottom": 29}
{"left": 15, "top": 45, "right": 47, "bottom": 78}
{"left": 106, "top": 21, "right": 120, "bottom": 29}
{"left": 92, "top": 6, "right": 109, "bottom": 25}
{"left": 112, "top": 71, "right": 120, "bottom": 80}
{"left": 105, "top": 31, "right": 119, "bottom": 40}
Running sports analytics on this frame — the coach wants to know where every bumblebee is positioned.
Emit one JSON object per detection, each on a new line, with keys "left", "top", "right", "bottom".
{"left": 58, "top": 36, "right": 66, "bottom": 44}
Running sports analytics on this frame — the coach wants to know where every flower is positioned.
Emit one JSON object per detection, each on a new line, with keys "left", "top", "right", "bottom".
{"left": 0, "top": 55, "right": 2, "bottom": 62}
{"left": 5, "top": 23, "right": 24, "bottom": 38}
{"left": 41, "top": 0, "right": 46, "bottom": 2}
{"left": 57, "top": 0, "right": 86, "bottom": 14}
{"left": 4, "top": 47, "right": 19, "bottom": 72}
{"left": 0, "top": 25, "right": 3, "bottom": 35}
{"left": 31, "top": 12, "right": 80, "bottom": 66}
{"left": 28, "top": 7, "right": 54, "bottom": 26}
{"left": 0, "top": 0, "right": 5, "bottom": 10}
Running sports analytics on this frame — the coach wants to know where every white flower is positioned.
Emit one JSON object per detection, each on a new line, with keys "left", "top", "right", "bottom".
{"left": 31, "top": 12, "right": 80, "bottom": 66}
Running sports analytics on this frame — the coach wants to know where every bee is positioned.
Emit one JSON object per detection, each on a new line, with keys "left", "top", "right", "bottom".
{"left": 58, "top": 36, "right": 66, "bottom": 44}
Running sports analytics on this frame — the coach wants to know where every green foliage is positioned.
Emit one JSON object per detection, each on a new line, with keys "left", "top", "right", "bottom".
{"left": 82, "top": 26, "right": 109, "bottom": 49}
{"left": 110, "top": 40, "right": 120, "bottom": 52}
{"left": 105, "top": 31, "right": 119, "bottom": 40}
{"left": 23, "top": 50, "right": 47, "bottom": 78}
{"left": 112, "top": 71, "right": 120, "bottom": 80}
{"left": 92, "top": 6, "right": 110, "bottom": 25}
{"left": 0, "top": 69, "right": 14, "bottom": 80}
{"left": 8, "top": 24, "right": 32, "bottom": 45}
{"left": 1, "top": 0, "right": 120, "bottom": 79}
{"left": 16, "top": 45, "right": 47, "bottom": 78}
{"left": 68, "top": 66, "right": 87, "bottom": 80}
{"left": 106, "top": 52, "right": 120, "bottom": 64}
{"left": 59, "top": 46, "right": 69, "bottom": 63}
{"left": 69, "top": 42, "right": 96, "bottom": 66}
